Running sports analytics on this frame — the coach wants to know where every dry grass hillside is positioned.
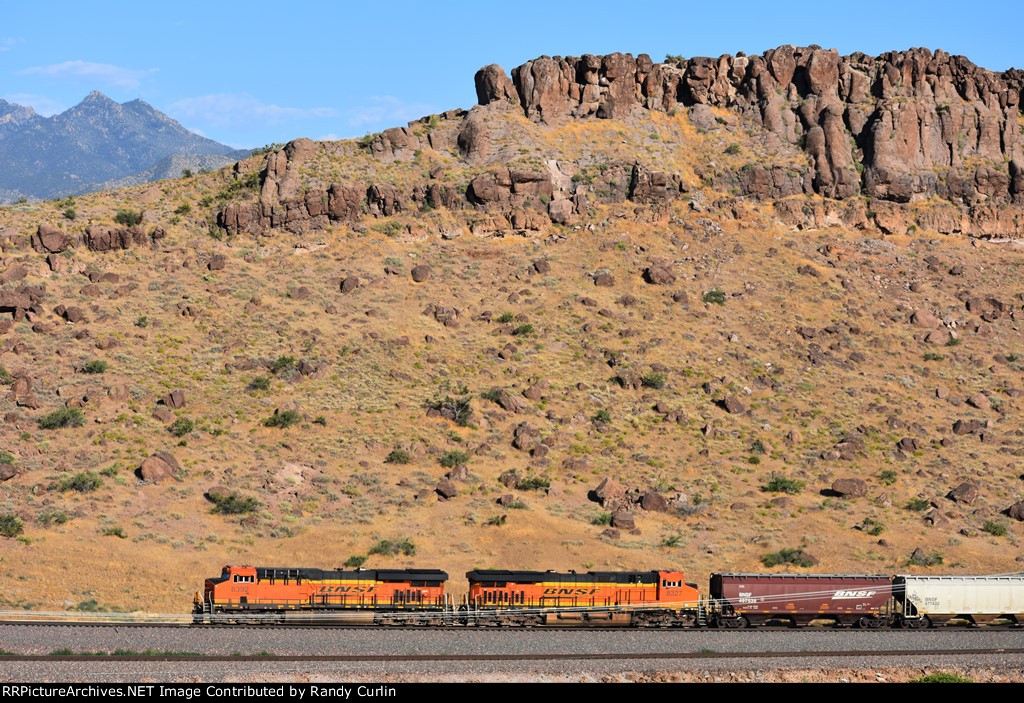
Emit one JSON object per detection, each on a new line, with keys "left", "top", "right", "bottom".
{"left": 0, "top": 96, "right": 1022, "bottom": 613}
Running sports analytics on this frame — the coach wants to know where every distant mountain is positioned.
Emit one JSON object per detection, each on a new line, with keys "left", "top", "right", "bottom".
{"left": 0, "top": 91, "right": 247, "bottom": 203}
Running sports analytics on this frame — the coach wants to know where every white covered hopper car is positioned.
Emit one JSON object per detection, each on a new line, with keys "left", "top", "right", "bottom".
{"left": 895, "top": 575, "right": 1024, "bottom": 626}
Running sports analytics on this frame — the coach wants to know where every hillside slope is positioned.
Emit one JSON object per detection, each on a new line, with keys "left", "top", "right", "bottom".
{"left": 0, "top": 45, "right": 1022, "bottom": 612}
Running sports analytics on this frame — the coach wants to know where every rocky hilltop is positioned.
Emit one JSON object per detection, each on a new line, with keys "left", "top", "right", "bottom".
{"left": 218, "top": 46, "right": 1024, "bottom": 242}
{"left": 0, "top": 46, "right": 1022, "bottom": 611}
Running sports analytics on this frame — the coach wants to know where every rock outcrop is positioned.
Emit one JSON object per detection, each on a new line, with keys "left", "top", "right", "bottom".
{"left": 213, "top": 46, "right": 1024, "bottom": 239}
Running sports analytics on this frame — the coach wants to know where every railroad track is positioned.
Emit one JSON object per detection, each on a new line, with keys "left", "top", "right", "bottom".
{"left": 2, "top": 648, "right": 1023, "bottom": 663}
{"left": 1, "top": 620, "right": 1021, "bottom": 631}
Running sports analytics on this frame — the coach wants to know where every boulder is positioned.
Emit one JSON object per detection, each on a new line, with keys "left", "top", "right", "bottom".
{"left": 1007, "top": 501, "right": 1024, "bottom": 522}
{"left": 436, "top": 480, "right": 458, "bottom": 500}
{"left": 411, "top": 265, "right": 432, "bottom": 283}
{"left": 160, "top": 390, "right": 186, "bottom": 409}
{"left": 138, "top": 451, "right": 180, "bottom": 483}
{"left": 643, "top": 265, "right": 676, "bottom": 285}
{"left": 947, "top": 481, "right": 979, "bottom": 504}
{"left": 831, "top": 478, "right": 868, "bottom": 498}
{"left": 32, "top": 224, "right": 71, "bottom": 253}
{"left": 639, "top": 491, "right": 669, "bottom": 512}
{"left": 719, "top": 396, "right": 746, "bottom": 414}
{"left": 611, "top": 511, "right": 635, "bottom": 530}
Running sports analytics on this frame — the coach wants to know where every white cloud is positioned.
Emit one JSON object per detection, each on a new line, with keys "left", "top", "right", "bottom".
{"left": 3, "top": 93, "right": 66, "bottom": 116}
{"left": 317, "top": 133, "right": 341, "bottom": 141}
{"left": 346, "top": 95, "right": 438, "bottom": 128}
{"left": 18, "top": 60, "right": 156, "bottom": 90}
{"left": 166, "top": 93, "right": 338, "bottom": 128}
{"left": 0, "top": 38, "right": 20, "bottom": 53}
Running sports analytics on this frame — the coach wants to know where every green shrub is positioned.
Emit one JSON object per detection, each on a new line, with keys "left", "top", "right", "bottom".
{"left": 385, "top": 449, "right": 411, "bottom": 465}
{"left": 81, "top": 360, "right": 108, "bottom": 374}
{"left": 862, "top": 517, "right": 885, "bottom": 536}
{"left": 0, "top": 513, "right": 24, "bottom": 538}
{"left": 0, "top": 450, "right": 14, "bottom": 465}
{"left": 724, "top": 144, "right": 741, "bottom": 155}
{"left": 247, "top": 376, "right": 271, "bottom": 392}
{"left": 269, "top": 355, "right": 296, "bottom": 373}
{"left": 593, "top": 409, "right": 612, "bottom": 423}
{"left": 906, "top": 498, "right": 931, "bottom": 512}
{"left": 591, "top": 512, "right": 613, "bottom": 526}
{"left": 0, "top": 367, "right": 11, "bottom": 385}
{"left": 63, "top": 207, "right": 77, "bottom": 220}
{"left": 344, "top": 555, "right": 367, "bottom": 568}
{"left": 429, "top": 395, "right": 473, "bottom": 427}
{"left": 909, "top": 672, "right": 973, "bottom": 683}
{"left": 512, "top": 323, "right": 534, "bottom": 336}
{"left": 497, "top": 312, "right": 516, "bottom": 324}
{"left": 641, "top": 372, "right": 667, "bottom": 389}
{"left": 134, "top": 316, "right": 149, "bottom": 328}
{"left": 878, "top": 469, "right": 898, "bottom": 486}
{"left": 923, "top": 352, "right": 945, "bottom": 362}
{"left": 439, "top": 450, "right": 470, "bottom": 468}
{"left": 174, "top": 203, "right": 192, "bottom": 216}
{"left": 761, "top": 548, "right": 816, "bottom": 568}
{"left": 38, "top": 407, "right": 85, "bottom": 430}
{"left": 908, "top": 550, "right": 944, "bottom": 567}
{"left": 102, "top": 526, "right": 127, "bottom": 539}
{"left": 368, "top": 539, "right": 415, "bottom": 556}
{"left": 703, "top": 289, "right": 726, "bottom": 305}
{"left": 113, "top": 209, "right": 143, "bottom": 227}
{"left": 57, "top": 471, "right": 102, "bottom": 493}
{"left": 264, "top": 410, "right": 301, "bottom": 428}
{"left": 36, "top": 509, "right": 68, "bottom": 527}
{"left": 209, "top": 492, "right": 260, "bottom": 515}
{"left": 516, "top": 476, "right": 550, "bottom": 491}
{"left": 761, "top": 476, "right": 804, "bottom": 495}
{"left": 982, "top": 520, "right": 1008, "bottom": 537}
{"left": 747, "top": 456, "right": 761, "bottom": 465}
{"left": 169, "top": 418, "right": 195, "bottom": 437}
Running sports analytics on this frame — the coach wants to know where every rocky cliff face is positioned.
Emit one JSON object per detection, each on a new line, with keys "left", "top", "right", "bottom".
{"left": 480, "top": 47, "right": 1024, "bottom": 208}
{"left": 217, "top": 46, "right": 1024, "bottom": 240}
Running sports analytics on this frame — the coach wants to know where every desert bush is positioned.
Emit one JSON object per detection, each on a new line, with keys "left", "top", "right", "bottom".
{"left": 761, "top": 548, "right": 816, "bottom": 568}
{"left": 761, "top": 476, "right": 804, "bottom": 495}
{"left": 169, "top": 418, "right": 195, "bottom": 437}
{"left": 114, "top": 209, "right": 143, "bottom": 227}
{"left": 384, "top": 449, "right": 411, "bottom": 465}
{"left": 703, "top": 289, "right": 726, "bottom": 305}
{"left": 0, "top": 514, "right": 24, "bottom": 538}
{"left": 439, "top": 450, "right": 470, "bottom": 468}
{"left": 264, "top": 410, "right": 301, "bottom": 428}
{"left": 368, "top": 538, "right": 415, "bottom": 556}
{"left": 38, "top": 407, "right": 85, "bottom": 430}
{"left": 209, "top": 492, "right": 260, "bottom": 515}
{"left": 57, "top": 471, "right": 102, "bottom": 493}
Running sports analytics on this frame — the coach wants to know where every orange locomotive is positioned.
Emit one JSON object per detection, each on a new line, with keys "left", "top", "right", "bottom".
{"left": 194, "top": 565, "right": 449, "bottom": 624}
{"left": 464, "top": 569, "right": 702, "bottom": 626}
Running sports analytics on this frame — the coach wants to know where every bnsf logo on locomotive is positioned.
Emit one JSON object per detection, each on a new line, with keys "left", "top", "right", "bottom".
{"left": 542, "top": 588, "right": 600, "bottom": 595}
{"left": 832, "top": 590, "right": 877, "bottom": 599}
{"left": 318, "top": 585, "right": 377, "bottom": 593}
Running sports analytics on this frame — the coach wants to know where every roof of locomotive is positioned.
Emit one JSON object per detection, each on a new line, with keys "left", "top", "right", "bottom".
{"left": 466, "top": 569, "right": 661, "bottom": 584}
{"left": 243, "top": 567, "right": 448, "bottom": 582}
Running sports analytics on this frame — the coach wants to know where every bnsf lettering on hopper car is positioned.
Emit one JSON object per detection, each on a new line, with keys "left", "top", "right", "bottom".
{"left": 833, "top": 590, "right": 877, "bottom": 599}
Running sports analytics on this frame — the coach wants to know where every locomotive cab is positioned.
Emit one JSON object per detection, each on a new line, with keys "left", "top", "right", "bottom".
{"left": 656, "top": 570, "right": 700, "bottom": 606}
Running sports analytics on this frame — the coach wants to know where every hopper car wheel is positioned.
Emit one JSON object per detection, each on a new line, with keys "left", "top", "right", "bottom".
{"left": 905, "top": 616, "right": 929, "bottom": 629}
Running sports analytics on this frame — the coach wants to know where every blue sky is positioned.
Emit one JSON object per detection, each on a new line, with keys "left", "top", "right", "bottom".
{"left": 1, "top": 1, "right": 1021, "bottom": 148}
